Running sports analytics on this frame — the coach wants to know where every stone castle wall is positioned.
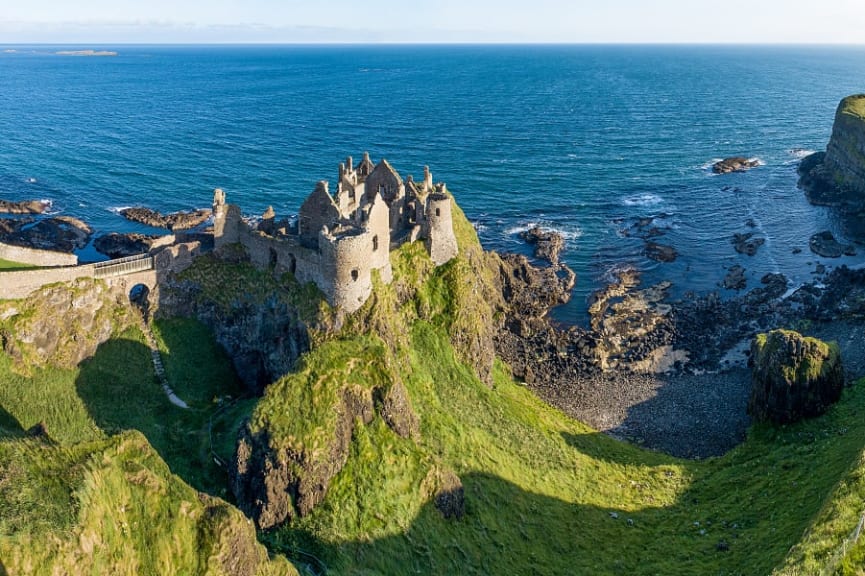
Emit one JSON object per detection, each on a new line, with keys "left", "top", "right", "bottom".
{"left": 212, "top": 155, "right": 458, "bottom": 313}
{"left": 0, "top": 242, "right": 201, "bottom": 301}
{"left": 0, "top": 242, "right": 78, "bottom": 267}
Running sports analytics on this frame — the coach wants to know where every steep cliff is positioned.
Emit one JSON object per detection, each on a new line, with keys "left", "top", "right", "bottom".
{"left": 799, "top": 94, "right": 865, "bottom": 211}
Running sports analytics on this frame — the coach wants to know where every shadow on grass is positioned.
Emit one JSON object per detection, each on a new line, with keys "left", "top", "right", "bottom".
{"left": 265, "top": 380, "right": 865, "bottom": 576}
{"left": 74, "top": 334, "right": 250, "bottom": 499}
{"left": 0, "top": 405, "right": 22, "bottom": 439}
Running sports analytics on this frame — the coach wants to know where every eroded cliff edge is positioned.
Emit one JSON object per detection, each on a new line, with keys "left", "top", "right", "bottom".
{"left": 799, "top": 94, "right": 865, "bottom": 212}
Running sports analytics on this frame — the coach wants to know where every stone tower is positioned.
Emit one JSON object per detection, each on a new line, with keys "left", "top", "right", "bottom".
{"left": 424, "top": 185, "right": 458, "bottom": 265}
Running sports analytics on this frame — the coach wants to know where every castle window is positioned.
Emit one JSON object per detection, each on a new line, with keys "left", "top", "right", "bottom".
{"left": 372, "top": 235, "right": 379, "bottom": 251}
{"left": 351, "top": 269, "right": 359, "bottom": 281}
{"left": 288, "top": 254, "right": 297, "bottom": 275}
{"left": 435, "top": 208, "right": 441, "bottom": 217}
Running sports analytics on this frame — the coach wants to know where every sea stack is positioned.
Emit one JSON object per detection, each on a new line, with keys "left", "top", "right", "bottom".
{"left": 799, "top": 94, "right": 865, "bottom": 211}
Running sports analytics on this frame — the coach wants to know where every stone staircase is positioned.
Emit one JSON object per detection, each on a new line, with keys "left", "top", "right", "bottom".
{"left": 139, "top": 315, "right": 189, "bottom": 409}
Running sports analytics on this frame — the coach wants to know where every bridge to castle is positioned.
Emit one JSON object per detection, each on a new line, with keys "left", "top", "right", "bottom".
{"left": 0, "top": 243, "right": 198, "bottom": 301}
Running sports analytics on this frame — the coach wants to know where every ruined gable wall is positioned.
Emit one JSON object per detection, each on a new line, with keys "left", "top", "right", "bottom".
{"left": 299, "top": 182, "right": 340, "bottom": 246}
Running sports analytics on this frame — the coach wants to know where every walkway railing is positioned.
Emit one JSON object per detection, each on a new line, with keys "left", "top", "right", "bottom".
{"left": 93, "top": 253, "right": 154, "bottom": 278}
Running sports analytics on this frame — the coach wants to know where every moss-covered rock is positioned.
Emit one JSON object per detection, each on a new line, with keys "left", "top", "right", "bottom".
{"left": 748, "top": 329, "right": 844, "bottom": 423}
{"left": 799, "top": 94, "right": 865, "bottom": 211}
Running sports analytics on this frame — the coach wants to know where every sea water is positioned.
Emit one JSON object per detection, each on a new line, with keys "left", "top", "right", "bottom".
{"left": 2, "top": 44, "right": 865, "bottom": 323}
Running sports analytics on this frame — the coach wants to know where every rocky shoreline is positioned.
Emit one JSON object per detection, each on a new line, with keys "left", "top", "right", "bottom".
{"left": 494, "top": 226, "right": 865, "bottom": 458}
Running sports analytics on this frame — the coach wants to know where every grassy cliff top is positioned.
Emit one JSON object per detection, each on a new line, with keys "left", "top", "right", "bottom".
{"left": 839, "top": 94, "right": 865, "bottom": 120}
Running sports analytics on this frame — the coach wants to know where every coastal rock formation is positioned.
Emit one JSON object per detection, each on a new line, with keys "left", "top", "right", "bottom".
{"left": 119, "top": 207, "right": 211, "bottom": 230}
{"left": 645, "top": 241, "right": 678, "bottom": 262}
{"left": 0, "top": 199, "right": 48, "bottom": 214}
{"left": 723, "top": 265, "right": 747, "bottom": 290}
{"left": 0, "top": 278, "right": 135, "bottom": 370}
{"left": 0, "top": 215, "right": 92, "bottom": 252}
{"left": 799, "top": 94, "right": 865, "bottom": 211}
{"left": 809, "top": 230, "right": 856, "bottom": 258}
{"left": 748, "top": 329, "right": 843, "bottom": 424}
{"left": 231, "top": 358, "right": 421, "bottom": 529}
{"left": 713, "top": 157, "right": 760, "bottom": 174}
{"left": 94, "top": 232, "right": 165, "bottom": 258}
{"left": 160, "top": 286, "right": 310, "bottom": 395}
{"left": 732, "top": 232, "right": 765, "bottom": 256}
{"left": 520, "top": 226, "right": 565, "bottom": 265}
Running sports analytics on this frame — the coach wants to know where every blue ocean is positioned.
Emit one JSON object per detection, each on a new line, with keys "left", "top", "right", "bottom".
{"left": 2, "top": 44, "right": 865, "bottom": 323}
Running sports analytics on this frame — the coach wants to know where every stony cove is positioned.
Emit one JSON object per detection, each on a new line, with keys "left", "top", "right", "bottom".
{"left": 1, "top": 96, "right": 865, "bottom": 574}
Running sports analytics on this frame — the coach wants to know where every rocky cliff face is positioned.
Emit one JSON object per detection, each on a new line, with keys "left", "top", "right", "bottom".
{"left": 799, "top": 94, "right": 865, "bottom": 211}
{"left": 0, "top": 278, "right": 135, "bottom": 370}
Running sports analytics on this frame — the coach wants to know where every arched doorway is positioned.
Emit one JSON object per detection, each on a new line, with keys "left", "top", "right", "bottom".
{"left": 129, "top": 283, "right": 151, "bottom": 321}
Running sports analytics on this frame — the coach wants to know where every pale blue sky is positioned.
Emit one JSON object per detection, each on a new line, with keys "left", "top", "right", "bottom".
{"left": 2, "top": 0, "right": 864, "bottom": 44}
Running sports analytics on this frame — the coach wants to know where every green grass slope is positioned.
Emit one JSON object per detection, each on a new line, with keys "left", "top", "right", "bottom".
{"left": 251, "top": 200, "right": 865, "bottom": 575}
{"left": 0, "top": 287, "right": 296, "bottom": 574}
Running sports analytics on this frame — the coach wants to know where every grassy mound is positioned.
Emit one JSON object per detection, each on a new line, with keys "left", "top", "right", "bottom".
{"left": 0, "top": 287, "right": 296, "bottom": 574}
{"left": 0, "top": 431, "right": 297, "bottom": 575}
{"left": 840, "top": 94, "right": 865, "bottom": 121}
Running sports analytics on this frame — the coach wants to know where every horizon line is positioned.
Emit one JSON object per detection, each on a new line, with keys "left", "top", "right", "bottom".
{"left": 4, "top": 41, "right": 865, "bottom": 47}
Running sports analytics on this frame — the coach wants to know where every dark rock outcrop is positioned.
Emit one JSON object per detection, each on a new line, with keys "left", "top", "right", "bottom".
{"left": 713, "top": 157, "right": 760, "bottom": 174}
{"left": 232, "top": 379, "right": 420, "bottom": 529}
{"left": 748, "top": 329, "right": 843, "bottom": 423}
{"left": 799, "top": 95, "right": 865, "bottom": 212}
{"left": 520, "top": 226, "right": 565, "bottom": 265}
{"left": 93, "top": 232, "right": 164, "bottom": 258}
{"left": 645, "top": 241, "right": 678, "bottom": 262}
{"left": 809, "top": 230, "right": 856, "bottom": 258}
{"left": 0, "top": 216, "right": 92, "bottom": 252}
{"left": 723, "top": 265, "right": 746, "bottom": 290}
{"left": 160, "top": 290, "right": 309, "bottom": 395}
{"left": 120, "top": 207, "right": 211, "bottom": 230}
{"left": 732, "top": 232, "right": 765, "bottom": 256}
{"left": 0, "top": 199, "right": 48, "bottom": 214}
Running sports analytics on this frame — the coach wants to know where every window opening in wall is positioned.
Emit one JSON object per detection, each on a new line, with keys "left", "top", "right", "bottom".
{"left": 269, "top": 248, "right": 278, "bottom": 269}
{"left": 351, "top": 269, "right": 359, "bottom": 281}
{"left": 289, "top": 254, "right": 297, "bottom": 275}
{"left": 435, "top": 208, "right": 441, "bottom": 217}
{"left": 373, "top": 235, "right": 379, "bottom": 251}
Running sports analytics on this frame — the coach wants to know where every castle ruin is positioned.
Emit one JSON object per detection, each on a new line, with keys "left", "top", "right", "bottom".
{"left": 213, "top": 153, "right": 458, "bottom": 312}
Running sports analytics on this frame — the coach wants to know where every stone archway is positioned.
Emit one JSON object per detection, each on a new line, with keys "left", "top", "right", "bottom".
{"left": 129, "top": 283, "right": 151, "bottom": 320}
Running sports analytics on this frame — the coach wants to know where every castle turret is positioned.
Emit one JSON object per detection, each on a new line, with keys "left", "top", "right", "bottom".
{"left": 424, "top": 187, "right": 458, "bottom": 265}
{"left": 212, "top": 188, "right": 241, "bottom": 248}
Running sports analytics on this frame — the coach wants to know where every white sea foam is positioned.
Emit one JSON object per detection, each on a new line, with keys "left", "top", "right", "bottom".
{"left": 700, "top": 158, "right": 724, "bottom": 170}
{"left": 622, "top": 193, "right": 662, "bottom": 207}
{"left": 26, "top": 177, "right": 37, "bottom": 184}
{"left": 505, "top": 221, "right": 583, "bottom": 241}
{"left": 788, "top": 148, "right": 815, "bottom": 159}
{"left": 108, "top": 206, "right": 133, "bottom": 214}
{"left": 748, "top": 157, "right": 766, "bottom": 167}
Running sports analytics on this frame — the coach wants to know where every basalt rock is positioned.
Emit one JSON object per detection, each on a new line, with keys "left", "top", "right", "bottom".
{"left": 645, "top": 241, "right": 678, "bottom": 262}
{"left": 713, "top": 157, "right": 760, "bottom": 174}
{"left": 93, "top": 232, "right": 164, "bottom": 258}
{"left": 120, "top": 206, "right": 211, "bottom": 230}
{"left": 0, "top": 199, "right": 48, "bottom": 214}
{"left": 809, "top": 230, "right": 856, "bottom": 258}
{"left": 732, "top": 232, "right": 765, "bottom": 256}
{"left": 1, "top": 216, "right": 92, "bottom": 252}
{"left": 520, "top": 226, "right": 565, "bottom": 265}
{"left": 748, "top": 329, "right": 843, "bottom": 424}
{"left": 799, "top": 95, "right": 865, "bottom": 212}
{"left": 723, "top": 265, "right": 747, "bottom": 290}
